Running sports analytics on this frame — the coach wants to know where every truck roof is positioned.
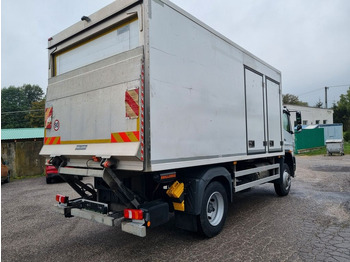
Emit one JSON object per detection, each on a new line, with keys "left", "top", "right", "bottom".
{"left": 48, "top": 0, "right": 281, "bottom": 75}
{"left": 48, "top": 0, "right": 140, "bottom": 48}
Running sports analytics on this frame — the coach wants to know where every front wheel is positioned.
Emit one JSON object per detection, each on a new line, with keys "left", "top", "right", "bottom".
{"left": 198, "top": 181, "right": 228, "bottom": 238}
{"left": 274, "top": 163, "right": 291, "bottom": 196}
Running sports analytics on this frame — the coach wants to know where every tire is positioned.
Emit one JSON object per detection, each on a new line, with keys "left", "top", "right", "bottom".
{"left": 46, "top": 177, "right": 52, "bottom": 184}
{"left": 274, "top": 163, "right": 291, "bottom": 196}
{"left": 198, "top": 181, "right": 228, "bottom": 238}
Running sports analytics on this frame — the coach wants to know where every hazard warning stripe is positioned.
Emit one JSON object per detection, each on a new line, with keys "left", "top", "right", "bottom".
{"left": 111, "top": 131, "right": 140, "bottom": 143}
{"left": 44, "top": 137, "right": 61, "bottom": 145}
{"left": 125, "top": 89, "right": 139, "bottom": 119}
{"left": 45, "top": 107, "right": 53, "bottom": 129}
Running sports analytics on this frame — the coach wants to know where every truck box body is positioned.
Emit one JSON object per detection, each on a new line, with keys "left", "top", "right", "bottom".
{"left": 40, "top": 0, "right": 283, "bottom": 172}
{"left": 41, "top": 0, "right": 298, "bottom": 238}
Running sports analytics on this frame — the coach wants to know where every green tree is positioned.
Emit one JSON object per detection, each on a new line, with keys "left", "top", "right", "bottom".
{"left": 282, "top": 93, "right": 308, "bottom": 106}
{"left": 23, "top": 84, "right": 44, "bottom": 108}
{"left": 1, "top": 84, "right": 45, "bottom": 128}
{"left": 25, "top": 99, "right": 46, "bottom": 128}
{"left": 315, "top": 99, "right": 323, "bottom": 108}
{"left": 333, "top": 88, "right": 350, "bottom": 132}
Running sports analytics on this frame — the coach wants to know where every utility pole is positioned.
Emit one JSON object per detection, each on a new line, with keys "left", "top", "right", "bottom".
{"left": 324, "top": 86, "right": 329, "bottom": 108}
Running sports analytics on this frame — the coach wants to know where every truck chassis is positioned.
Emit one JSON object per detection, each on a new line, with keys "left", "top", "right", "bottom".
{"left": 53, "top": 153, "right": 294, "bottom": 237}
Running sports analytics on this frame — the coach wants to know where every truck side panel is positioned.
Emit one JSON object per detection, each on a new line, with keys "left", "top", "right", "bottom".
{"left": 147, "top": 0, "right": 282, "bottom": 170}
{"left": 148, "top": 1, "right": 246, "bottom": 165}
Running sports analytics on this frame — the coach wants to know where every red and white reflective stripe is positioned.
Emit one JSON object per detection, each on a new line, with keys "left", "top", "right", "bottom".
{"left": 56, "top": 194, "right": 68, "bottom": 203}
{"left": 140, "top": 60, "right": 145, "bottom": 161}
{"left": 45, "top": 107, "right": 53, "bottom": 129}
{"left": 125, "top": 89, "right": 140, "bottom": 119}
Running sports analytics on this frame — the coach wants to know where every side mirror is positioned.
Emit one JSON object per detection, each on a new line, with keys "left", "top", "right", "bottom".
{"left": 296, "top": 111, "right": 302, "bottom": 125}
{"left": 296, "top": 124, "right": 302, "bottom": 131}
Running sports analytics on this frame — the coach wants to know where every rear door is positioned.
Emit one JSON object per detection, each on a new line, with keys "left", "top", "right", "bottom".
{"left": 41, "top": 2, "right": 145, "bottom": 165}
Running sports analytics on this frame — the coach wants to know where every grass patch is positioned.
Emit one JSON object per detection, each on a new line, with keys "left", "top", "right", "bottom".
{"left": 298, "top": 142, "right": 350, "bottom": 156}
{"left": 298, "top": 147, "right": 327, "bottom": 156}
{"left": 345, "top": 142, "right": 350, "bottom": 154}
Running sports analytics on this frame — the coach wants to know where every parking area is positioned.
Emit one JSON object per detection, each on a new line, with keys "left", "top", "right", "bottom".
{"left": 2, "top": 155, "right": 350, "bottom": 262}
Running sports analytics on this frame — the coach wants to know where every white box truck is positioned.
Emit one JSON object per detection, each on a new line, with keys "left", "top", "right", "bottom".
{"left": 40, "top": 0, "right": 301, "bottom": 237}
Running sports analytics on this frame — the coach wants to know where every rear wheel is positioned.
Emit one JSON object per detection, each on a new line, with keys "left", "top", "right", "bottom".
{"left": 198, "top": 181, "right": 228, "bottom": 238}
{"left": 46, "top": 177, "right": 52, "bottom": 184}
{"left": 274, "top": 163, "right": 291, "bottom": 196}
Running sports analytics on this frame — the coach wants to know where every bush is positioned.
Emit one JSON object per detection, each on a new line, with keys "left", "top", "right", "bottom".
{"left": 344, "top": 131, "right": 350, "bottom": 142}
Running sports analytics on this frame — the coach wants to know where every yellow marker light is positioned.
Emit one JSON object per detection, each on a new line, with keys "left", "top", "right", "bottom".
{"left": 166, "top": 181, "right": 184, "bottom": 199}
{"left": 173, "top": 201, "right": 185, "bottom": 212}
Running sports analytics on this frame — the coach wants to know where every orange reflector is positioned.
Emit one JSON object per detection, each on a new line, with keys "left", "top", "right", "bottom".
{"left": 147, "top": 221, "right": 151, "bottom": 227}
{"left": 92, "top": 156, "right": 101, "bottom": 162}
{"left": 56, "top": 194, "right": 68, "bottom": 204}
{"left": 103, "top": 160, "right": 111, "bottom": 168}
{"left": 124, "top": 209, "right": 143, "bottom": 220}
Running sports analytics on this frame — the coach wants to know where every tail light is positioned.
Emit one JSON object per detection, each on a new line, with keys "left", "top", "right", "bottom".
{"left": 56, "top": 194, "right": 69, "bottom": 204}
{"left": 124, "top": 209, "right": 143, "bottom": 220}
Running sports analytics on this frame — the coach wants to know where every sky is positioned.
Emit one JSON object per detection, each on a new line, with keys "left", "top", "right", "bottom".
{"left": 2, "top": 0, "right": 350, "bottom": 107}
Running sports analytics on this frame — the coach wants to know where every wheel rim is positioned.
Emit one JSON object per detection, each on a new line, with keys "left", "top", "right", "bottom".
{"left": 206, "top": 191, "right": 224, "bottom": 226}
{"left": 283, "top": 169, "right": 291, "bottom": 191}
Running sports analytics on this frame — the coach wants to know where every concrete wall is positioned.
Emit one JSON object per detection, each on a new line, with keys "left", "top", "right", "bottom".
{"left": 285, "top": 104, "right": 333, "bottom": 127}
{"left": 1, "top": 140, "right": 45, "bottom": 178}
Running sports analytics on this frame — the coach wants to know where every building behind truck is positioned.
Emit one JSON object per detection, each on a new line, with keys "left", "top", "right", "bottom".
{"left": 40, "top": 0, "right": 301, "bottom": 237}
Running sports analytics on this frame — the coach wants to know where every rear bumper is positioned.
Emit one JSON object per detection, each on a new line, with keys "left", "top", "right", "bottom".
{"left": 54, "top": 203, "right": 124, "bottom": 227}
{"left": 54, "top": 202, "right": 147, "bottom": 237}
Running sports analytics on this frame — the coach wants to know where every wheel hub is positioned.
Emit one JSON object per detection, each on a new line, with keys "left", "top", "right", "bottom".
{"left": 206, "top": 191, "right": 224, "bottom": 226}
{"left": 283, "top": 170, "right": 291, "bottom": 191}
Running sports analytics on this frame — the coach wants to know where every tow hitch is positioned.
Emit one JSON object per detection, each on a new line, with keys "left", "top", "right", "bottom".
{"left": 55, "top": 195, "right": 169, "bottom": 237}
{"left": 55, "top": 196, "right": 124, "bottom": 226}
{"left": 53, "top": 158, "right": 170, "bottom": 237}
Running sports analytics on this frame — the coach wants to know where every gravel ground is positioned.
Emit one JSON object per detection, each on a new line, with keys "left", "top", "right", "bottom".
{"left": 1, "top": 155, "right": 350, "bottom": 261}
